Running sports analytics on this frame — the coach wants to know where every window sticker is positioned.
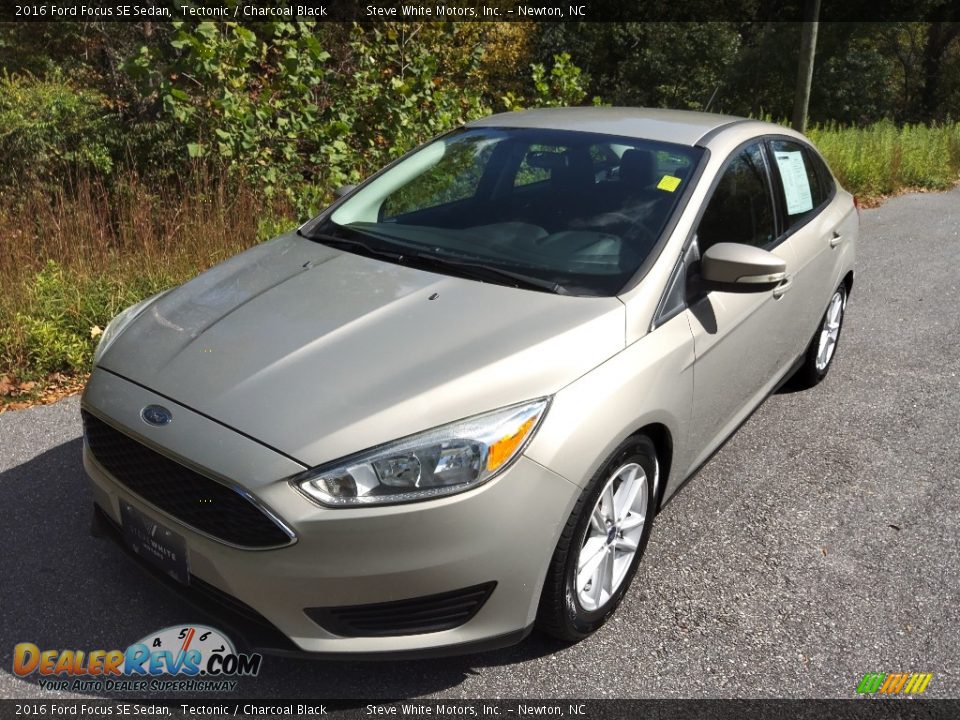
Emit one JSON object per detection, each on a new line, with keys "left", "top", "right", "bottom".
{"left": 774, "top": 150, "right": 813, "bottom": 215}
{"left": 656, "top": 175, "right": 682, "bottom": 192}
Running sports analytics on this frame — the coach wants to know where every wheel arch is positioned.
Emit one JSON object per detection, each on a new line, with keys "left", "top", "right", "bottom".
{"left": 842, "top": 270, "right": 854, "bottom": 295}
{"left": 629, "top": 422, "right": 673, "bottom": 513}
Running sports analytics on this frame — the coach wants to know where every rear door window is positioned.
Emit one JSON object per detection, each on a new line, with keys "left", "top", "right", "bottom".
{"left": 768, "top": 139, "right": 826, "bottom": 232}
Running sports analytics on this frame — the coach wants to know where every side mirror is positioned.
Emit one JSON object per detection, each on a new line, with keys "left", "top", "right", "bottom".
{"left": 700, "top": 242, "right": 786, "bottom": 290}
{"left": 334, "top": 184, "right": 356, "bottom": 200}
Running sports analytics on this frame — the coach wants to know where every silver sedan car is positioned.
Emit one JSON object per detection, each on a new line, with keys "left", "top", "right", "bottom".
{"left": 82, "top": 108, "right": 856, "bottom": 657}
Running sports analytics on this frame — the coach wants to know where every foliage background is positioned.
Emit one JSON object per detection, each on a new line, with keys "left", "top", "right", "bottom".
{"left": 1, "top": 19, "right": 959, "bottom": 398}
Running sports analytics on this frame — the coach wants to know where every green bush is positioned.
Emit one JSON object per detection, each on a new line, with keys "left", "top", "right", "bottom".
{"left": 0, "top": 72, "right": 118, "bottom": 196}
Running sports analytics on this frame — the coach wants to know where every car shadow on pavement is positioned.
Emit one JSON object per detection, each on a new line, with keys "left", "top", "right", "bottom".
{"left": 0, "top": 439, "right": 568, "bottom": 699}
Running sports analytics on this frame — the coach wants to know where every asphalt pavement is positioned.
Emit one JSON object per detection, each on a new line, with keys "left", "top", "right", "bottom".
{"left": 1, "top": 187, "right": 958, "bottom": 699}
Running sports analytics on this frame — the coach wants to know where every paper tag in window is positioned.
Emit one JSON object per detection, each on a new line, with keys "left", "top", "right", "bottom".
{"left": 657, "top": 175, "right": 682, "bottom": 192}
{"left": 774, "top": 151, "right": 813, "bottom": 215}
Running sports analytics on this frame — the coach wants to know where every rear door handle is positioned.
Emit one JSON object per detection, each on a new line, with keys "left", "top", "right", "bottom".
{"left": 772, "top": 276, "right": 793, "bottom": 299}
{"left": 830, "top": 230, "right": 843, "bottom": 248}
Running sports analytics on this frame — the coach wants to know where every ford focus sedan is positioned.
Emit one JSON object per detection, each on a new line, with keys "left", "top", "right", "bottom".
{"left": 82, "top": 108, "right": 856, "bottom": 657}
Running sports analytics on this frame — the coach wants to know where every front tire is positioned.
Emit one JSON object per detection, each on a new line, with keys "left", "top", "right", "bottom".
{"left": 536, "top": 435, "right": 658, "bottom": 641}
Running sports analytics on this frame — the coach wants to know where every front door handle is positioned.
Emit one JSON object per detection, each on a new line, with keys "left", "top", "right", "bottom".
{"left": 772, "top": 276, "right": 793, "bottom": 299}
{"left": 830, "top": 230, "right": 843, "bottom": 248}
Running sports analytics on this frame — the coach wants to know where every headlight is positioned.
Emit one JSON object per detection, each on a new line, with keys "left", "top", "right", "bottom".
{"left": 93, "top": 292, "right": 167, "bottom": 365}
{"left": 294, "top": 398, "right": 550, "bottom": 507}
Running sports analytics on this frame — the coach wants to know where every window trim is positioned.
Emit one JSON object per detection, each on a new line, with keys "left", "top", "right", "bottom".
{"left": 651, "top": 241, "right": 699, "bottom": 330}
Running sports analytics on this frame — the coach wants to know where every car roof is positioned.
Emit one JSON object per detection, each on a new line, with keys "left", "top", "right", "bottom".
{"left": 466, "top": 107, "right": 751, "bottom": 147}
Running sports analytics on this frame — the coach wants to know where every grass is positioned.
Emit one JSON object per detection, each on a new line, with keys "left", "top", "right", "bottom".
{"left": 0, "top": 169, "right": 294, "bottom": 401}
{"left": 810, "top": 120, "right": 960, "bottom": 199}
{"left": 1, "top": 120, "right": 959, "bottom": 404}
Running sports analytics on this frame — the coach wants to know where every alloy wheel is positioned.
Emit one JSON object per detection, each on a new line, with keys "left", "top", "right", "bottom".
{"left": 816, "top": 289, "right": 845, "bottom": 372}
{"left": 575, "top": 462, "right": 648, "bottom": 612}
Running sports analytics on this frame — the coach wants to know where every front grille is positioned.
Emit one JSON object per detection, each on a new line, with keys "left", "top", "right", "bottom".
{"left": 306, "top": 582, "right": 496, "bottom": 637}
{"left": 82, "top": 410, "right": 292, "bottom": 549}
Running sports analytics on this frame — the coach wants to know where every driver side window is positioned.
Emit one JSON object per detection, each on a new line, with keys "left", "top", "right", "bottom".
{"left": 697, "top": 142, "right": 776, "bottom": 252}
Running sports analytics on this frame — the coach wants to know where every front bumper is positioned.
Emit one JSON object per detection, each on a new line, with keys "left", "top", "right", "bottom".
{"left": 82, "top": 368, "right": 580, "bottom": 656}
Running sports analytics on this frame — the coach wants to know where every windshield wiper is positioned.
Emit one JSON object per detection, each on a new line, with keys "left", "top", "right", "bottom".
{"left": 411, "top": 252, "right": 569, "bottom": 295}
{"left": 299, "top": 230, "right": 407, "bottom": 262}
{"left": 300, "top": 229, "right": 567, "bottom": 295}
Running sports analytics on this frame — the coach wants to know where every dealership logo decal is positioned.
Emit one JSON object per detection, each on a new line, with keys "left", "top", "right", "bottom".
{"left": 856, "top": 672, "right": 933, "bottom": 695}
{"left": 13, "top": 625, "right": 261, "bottom": 692}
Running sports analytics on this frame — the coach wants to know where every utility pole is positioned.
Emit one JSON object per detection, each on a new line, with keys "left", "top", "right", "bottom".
{"left": 792, "top": 0, "right": 821, "bottom": 133}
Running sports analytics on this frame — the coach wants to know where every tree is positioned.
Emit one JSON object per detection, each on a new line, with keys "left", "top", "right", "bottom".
{"left": 919, "top": 21, "right": 960, "bottom": 120}
{"left": 534, "top": 23, "right": 741, "bottom": 111}
{"left": 791, "top": 0, "right": 821, "bottom": 132}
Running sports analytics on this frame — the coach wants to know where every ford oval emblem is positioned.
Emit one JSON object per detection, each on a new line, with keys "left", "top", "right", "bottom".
{"left": 141, "top": 405, "right": 172, "bottom": 426}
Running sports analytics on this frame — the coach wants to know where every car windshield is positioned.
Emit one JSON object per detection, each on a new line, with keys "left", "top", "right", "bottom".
{"left": 305, "top": 127, "right": 704, "bottom": 296}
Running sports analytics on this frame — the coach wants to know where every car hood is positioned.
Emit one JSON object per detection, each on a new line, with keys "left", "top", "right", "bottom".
{"left": 99, "top": 233, "right": 625, "bottom": 467}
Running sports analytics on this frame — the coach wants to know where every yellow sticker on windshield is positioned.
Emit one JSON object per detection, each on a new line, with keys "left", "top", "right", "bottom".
{"left": 657, "top": 175, "right": 682, "bottom": 192}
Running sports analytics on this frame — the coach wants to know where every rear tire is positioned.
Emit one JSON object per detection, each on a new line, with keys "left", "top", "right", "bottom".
{"left": 793, "top": 283, "right": 847, "bottom": 389}
{"left": 536, "top": 435, "right": 658, "bottom": 642}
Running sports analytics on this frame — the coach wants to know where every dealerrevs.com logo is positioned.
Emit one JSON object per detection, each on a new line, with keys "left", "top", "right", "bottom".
{"left": 13, "top": 625, "right": 262, "bottom": 692}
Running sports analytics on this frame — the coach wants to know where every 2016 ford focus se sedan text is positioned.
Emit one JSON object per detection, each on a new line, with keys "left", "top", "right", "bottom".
{"left": 82, "top": 108, "right": 857, "bottom": 657}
